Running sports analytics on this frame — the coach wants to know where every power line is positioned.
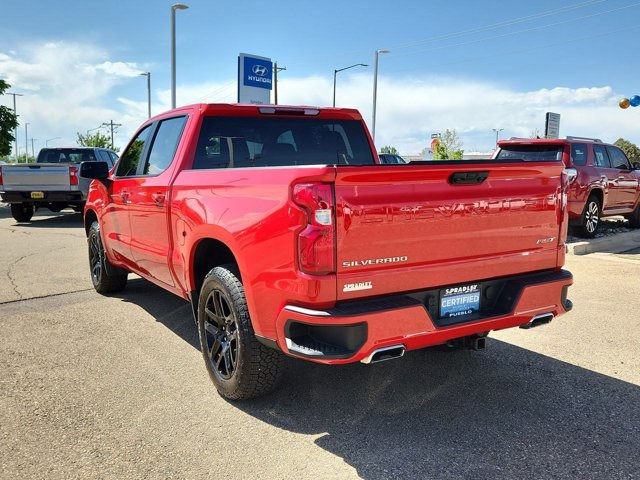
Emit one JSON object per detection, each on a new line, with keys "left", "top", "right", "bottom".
{"left": 389, "top": 0, "right": 609, "bottom": 50}
{"left": 283, "top": 0, "right": 614, "bottom": 69}
{"left": 102, "top": 120, "right": 122, "bottom": 150}
{"left": 389, "top": 2, "right": 640, "bottom": 59}
{"left": 382, "top": 22, "right": 640, "bottom": 76}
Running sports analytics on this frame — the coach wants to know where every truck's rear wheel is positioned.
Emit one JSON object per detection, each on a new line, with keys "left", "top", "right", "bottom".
{"left": 87, "top": 221, "right": 128, "bottom": 293}
{"left": 575, "top": 195, "right": 600, "bottom": 238}
{"left": 198, "top": 265, "right": 284, "bottom": 400}
{"left": 11, "top": 203, "right": 34, "bottom": 223}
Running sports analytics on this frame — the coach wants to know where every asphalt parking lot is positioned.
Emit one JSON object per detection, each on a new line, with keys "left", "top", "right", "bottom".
{"left": 1, "top": 206, "right": 639, "bottom": 479}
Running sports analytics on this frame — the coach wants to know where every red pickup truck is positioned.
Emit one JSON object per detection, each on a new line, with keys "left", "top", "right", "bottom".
{"left": 81, "top": 104, "right": 574, "bottom": 400}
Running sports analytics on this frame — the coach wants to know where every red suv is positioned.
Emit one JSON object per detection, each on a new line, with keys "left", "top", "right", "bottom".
{"left": 495, "top": 137, "right": 640, "bottom": 237}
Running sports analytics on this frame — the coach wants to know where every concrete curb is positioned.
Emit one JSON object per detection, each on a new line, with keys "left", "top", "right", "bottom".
{"left": 567, "top": 230, "right": 640, "bottom": 255}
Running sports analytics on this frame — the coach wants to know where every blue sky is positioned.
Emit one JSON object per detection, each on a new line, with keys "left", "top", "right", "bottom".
{"left": 1, "top": 0, "right": 640, "bottom": 155}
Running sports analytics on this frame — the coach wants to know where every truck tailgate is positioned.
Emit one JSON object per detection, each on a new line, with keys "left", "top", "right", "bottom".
{"left": 335, "top": 161, "right": 564, "bottom": 300}
{"left": 1, "top": 164, "right": 73, "bottom": 191}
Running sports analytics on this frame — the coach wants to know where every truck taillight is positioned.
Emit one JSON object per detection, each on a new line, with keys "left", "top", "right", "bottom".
{"left": 559, "top": 168, "right": 574, "bottom": 245}
{"left": 293, "top": 183, "right": 336, "bottom": 275}
{"left": 69, "top": 166, "right": 79, "bottom": 186}
{"left": 0, "top": 166, "right": 3, "bottom": 186}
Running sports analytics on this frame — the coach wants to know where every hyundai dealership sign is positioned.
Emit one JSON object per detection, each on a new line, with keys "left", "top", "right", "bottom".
{"left": 238, "top": 53, "right": 273, "bottom": 104}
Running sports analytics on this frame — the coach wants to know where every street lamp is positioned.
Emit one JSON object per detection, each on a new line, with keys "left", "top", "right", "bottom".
{"left": 46, "top": 137, "right": 61, "bottom": 147}
{"left": 5, "top": 91, "right": 23, "bottom": 160}
{"left": 492, "top": 128, "right": 504, "bottom": 147}
{"left": 372, "top": 49, "right": 390, "bottom": 143}
{"left": 333, "top": 63, "right": 368, "bottom": 107}
{"left": 86, "top": 126, "right": 102, "bottom": 136}
{"left": 140, "top": 72, "right": 151, "bottom": 118}
{"left": 171, "top": 3, "right": 189, "bottom": 109}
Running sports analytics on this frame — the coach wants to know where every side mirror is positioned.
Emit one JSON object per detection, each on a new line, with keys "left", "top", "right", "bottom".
{"left": 633, "top": 161, "right": 640, "bottom": 170}
{"left": 80, "top": 161, "right": 110, "bottom": 180}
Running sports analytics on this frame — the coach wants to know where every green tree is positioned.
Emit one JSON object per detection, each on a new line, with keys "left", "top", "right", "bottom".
{"left": 614, "top": 138, "right": 640, "bottom": 163}
{"left": 380, "top": 145, "right": 398, "bottom": 155}
{"left": 76, "top": 131, "right": 119, "bottom": 152}
{"left": 432, "top": 129, "right": 464, "bottom": 160}
{"left": 0, "top": 80, "right": 19, "bottom": 157}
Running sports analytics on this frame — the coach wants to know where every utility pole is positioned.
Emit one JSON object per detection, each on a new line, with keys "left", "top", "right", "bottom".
{"left": 102, "top": 120, "right": 122, "bottom": 150}
{"left": 31, "top": 138, "right": 37, "bottom": 159}
{"left": 140, "top": 72, "right": 151, "bottom": 119}
{"left": 274, "top": 62, "right": 286, "bottom": 105}
{"left": 6, "top": 92, "right": 23, "bottom": 160}
{"left": 492, "top": 128, "right": 504, "bottom": 148}
{"left": 25, "top": 123, "right": 29, "bottom": 162}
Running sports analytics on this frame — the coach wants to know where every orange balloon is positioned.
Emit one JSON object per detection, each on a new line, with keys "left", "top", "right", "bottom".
{"left": 620, "top": 98, "right": 631, "bottom": 109}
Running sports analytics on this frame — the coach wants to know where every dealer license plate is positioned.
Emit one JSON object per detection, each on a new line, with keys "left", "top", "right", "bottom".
{"left": 30, "top": 191, "right": 44, "bottom": 199}
{"left": 440, "top": 284, "right": 481, "bottom": 319}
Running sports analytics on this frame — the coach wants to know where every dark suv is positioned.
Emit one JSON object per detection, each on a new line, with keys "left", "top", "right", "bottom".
{"left": 495, "top": 137, "right": 640, "bottom": 237}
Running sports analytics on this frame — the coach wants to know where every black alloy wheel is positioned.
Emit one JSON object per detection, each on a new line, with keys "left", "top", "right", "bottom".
{"left": 203, "top": 288, "right": 239, "bottom": 380}
{"left": 197, "top": 265, "right": 284, "bottom": 400}
{"left": 87, "top": 221, "right": 128, "bottom": 293}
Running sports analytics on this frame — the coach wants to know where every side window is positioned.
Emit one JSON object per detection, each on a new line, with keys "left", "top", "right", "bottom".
{"left": 97, "top": 150, "right": 112, "bottom": 167}
{"left": 109, "top": 152, "right": 119, "bottom": 164}
{"left": 570, "top": 144, "right": 587, "bottom": 166}
{"left": 115, "top": 125, "right": 152, "bottom": 177}
{"left": 143, "top": 116, "right": 188, "bottom": 176}
{"left": 606, "top": 146, "right": 631, "bottom": 170}
{"left": 593, "top": 145, "right": 611, "bottom": 168}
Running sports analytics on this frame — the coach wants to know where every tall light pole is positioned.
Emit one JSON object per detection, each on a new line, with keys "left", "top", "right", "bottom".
{"left": 24, "top": 123, "right": 29, "bottom": 162}
{"left": 171, "top": 3, "right": 189, "bottom": 109}
{"left": 274, "top": 63, "right": 286, "bottom": 105}
{"left": 333, "top": 63, "right": 367, "bottom": 107}
{"left": 46, "top": 137, "right": 61, "bottom": 147}
{"left": 140, "top": 72, "right": 151, "bottom": 118}
{"left": 6, "top": 92, "right": 23, "bottom": 160}
{"left": 492, "top": 128, "right": 504, "bottom": 147}
{"left": 31, "top": 138, "right": 37, "bottom": 159}
{"left": 372, "top": 49, "right": 390, "bottom": 143}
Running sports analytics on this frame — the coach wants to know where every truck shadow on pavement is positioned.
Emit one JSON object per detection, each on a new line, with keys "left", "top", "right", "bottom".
{"left": 115, "top": 278, "right": 640, "bottom": 480}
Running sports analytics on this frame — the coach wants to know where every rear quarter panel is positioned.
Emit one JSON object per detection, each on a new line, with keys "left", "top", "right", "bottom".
{"left": 170, "top": 166, "right": 337, "bottom": 339}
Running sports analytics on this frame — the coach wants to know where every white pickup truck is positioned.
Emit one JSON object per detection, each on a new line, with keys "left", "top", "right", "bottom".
{"left": 0, "top": 147, "right": 118, "bottom": 222}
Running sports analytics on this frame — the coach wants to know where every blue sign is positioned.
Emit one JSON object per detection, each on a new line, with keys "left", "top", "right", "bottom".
{"left": 243, "top": 56, "right": 273, "bottom": 90}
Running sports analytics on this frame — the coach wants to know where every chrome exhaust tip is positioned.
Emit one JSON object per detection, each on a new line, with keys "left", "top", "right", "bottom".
{"left": 361, "top": 345, "right": 405, "bottom": 364}
{"left": 520, "top": 312, "right": 554, "bottom": 329}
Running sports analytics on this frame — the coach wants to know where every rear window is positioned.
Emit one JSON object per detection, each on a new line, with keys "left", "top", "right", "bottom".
{"left": 191, "top": 116, "right": 375, "bottom": 169}
{"left": 37, "top": 149, "right": 97, "bottom": 164}
{"left": 495, "top": 145, "right": 563, "bottom": 162}
{"left": 571, "top": 144, "right": 588, "bottom": 166}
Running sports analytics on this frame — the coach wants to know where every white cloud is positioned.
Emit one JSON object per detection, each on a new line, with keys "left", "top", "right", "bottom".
{"left": 0, "top": 41, "right": 143, "bottom": 153}
{"left": 275, "top": 75, "right": 628, "bottom": 154}
{"left": 95, "top": 61, "right": 145, "bottom": 78}
{"left": 1, "top": 40, "right": 636, "bottom": 156}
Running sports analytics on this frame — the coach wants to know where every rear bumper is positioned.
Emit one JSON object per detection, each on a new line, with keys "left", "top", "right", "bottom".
{"left": 273, "top": 269, "right": 573, "bottom": 364}
{"left": 0, "top": 190, "right": 84, "bottom": 204}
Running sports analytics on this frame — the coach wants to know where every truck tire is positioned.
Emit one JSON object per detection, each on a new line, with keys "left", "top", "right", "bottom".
{"left": 87, "top": 221, "right": 128, "bottom": 293}
{"left": 198, "top": 265, "right": 284, "bottom": 400}
{"left": 11, "top": 203, "right": 34, "bottom": 223}
{"left": 575, "top": 195, "right": 600, "bottom": 238}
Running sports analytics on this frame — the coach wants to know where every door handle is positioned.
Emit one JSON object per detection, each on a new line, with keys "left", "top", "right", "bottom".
{"left": 151, "top": 192, "right": 165, "bottom": 207}
{"left": 120, "top": 190, "right": 130, "bottom": 204}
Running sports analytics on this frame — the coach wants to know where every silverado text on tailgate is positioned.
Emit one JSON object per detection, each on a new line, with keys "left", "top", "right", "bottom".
{"left": 81, "top": 103, "right": 573, "bottom": 400}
